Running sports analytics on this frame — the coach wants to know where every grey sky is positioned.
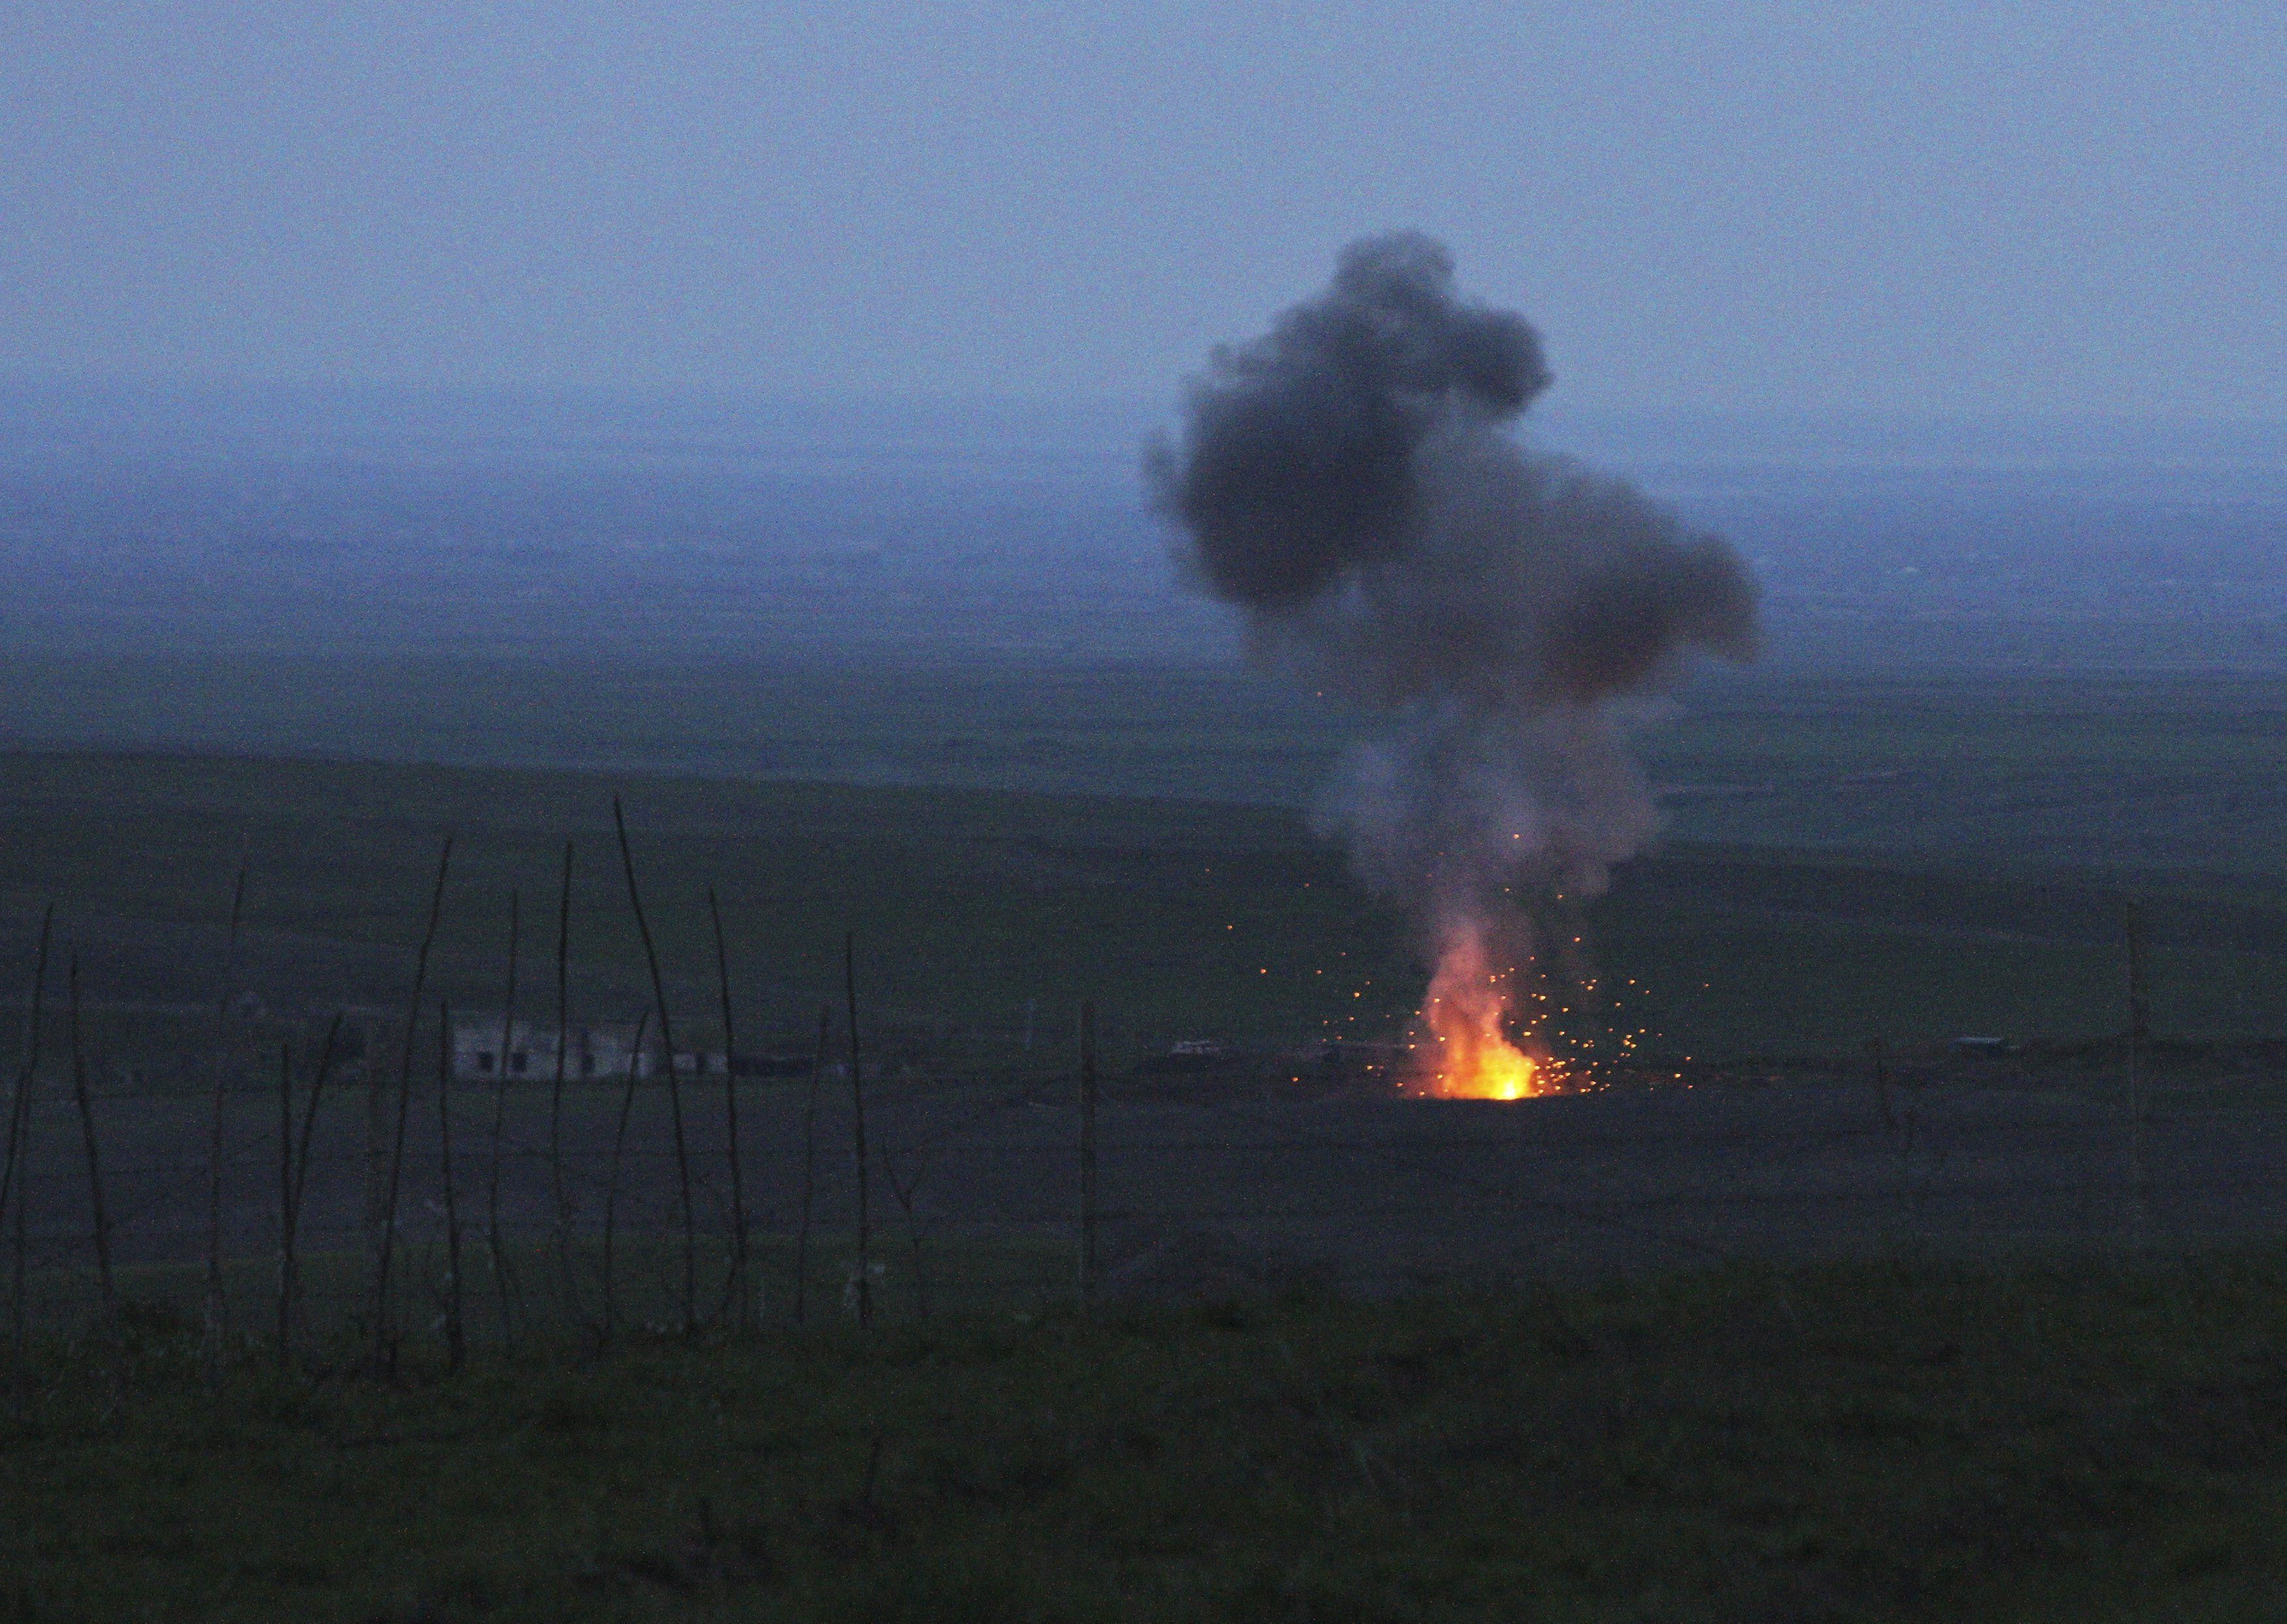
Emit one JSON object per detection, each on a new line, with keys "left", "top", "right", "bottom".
{"left": 3, "top": 1, "right": 2281, "bottom": 419}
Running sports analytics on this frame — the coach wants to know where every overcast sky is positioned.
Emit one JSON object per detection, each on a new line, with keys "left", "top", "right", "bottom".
{"left": 3, "top": 2, "right": 2281, "bottom": 420}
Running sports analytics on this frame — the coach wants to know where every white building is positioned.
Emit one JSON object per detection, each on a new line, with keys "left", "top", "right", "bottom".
{"left": 449, "top": 1015, "right": 721, "bottom": 1084}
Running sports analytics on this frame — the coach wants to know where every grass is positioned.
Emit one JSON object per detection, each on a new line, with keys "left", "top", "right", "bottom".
{"left": 3, "top": 672, "right": 2286, "bottom": 1617}
{"left": 0, "top": 748, "right": 1419, "bottom": 1056}
{"left": 10, "top": 1258, "right": 2287, "bottom": 1620}
{"left": 8, "top": 1230, "right": 1086, "bottom": 1358}
{"left": 6, "top": 745, "right": 2287, "bottom": 1066}
{"left": 9, "top": 654, "right": 2287, "bottom": 872}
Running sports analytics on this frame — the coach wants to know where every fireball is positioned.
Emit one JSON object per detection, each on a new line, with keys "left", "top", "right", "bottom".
{"left": 1414, "top": 920, "right": 1558, "bottom": 1099}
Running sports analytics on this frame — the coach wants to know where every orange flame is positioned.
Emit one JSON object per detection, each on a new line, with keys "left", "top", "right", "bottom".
{"left": 1415, "top": 921, "right": 1558, "bottom": 1099}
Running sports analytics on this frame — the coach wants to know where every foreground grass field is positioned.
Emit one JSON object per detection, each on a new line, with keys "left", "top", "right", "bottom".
{"left": 9, "top": 1259, "right": 2287, "bottom": 1621}
{"left": 2, "top": 672, "right": 2285, "bottom": 1619}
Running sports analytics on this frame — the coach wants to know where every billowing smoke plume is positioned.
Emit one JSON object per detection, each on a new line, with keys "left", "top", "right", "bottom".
{"left": 1150, "top": 234, "right": 1757, "bottom": 1067}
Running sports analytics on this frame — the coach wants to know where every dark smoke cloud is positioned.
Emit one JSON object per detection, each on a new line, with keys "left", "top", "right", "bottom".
{"left": 1151, "top": 233, "right": 1549, "bottom": 610}
{"left": 1151, "top": 231, "right": 1758, "bottom": 926}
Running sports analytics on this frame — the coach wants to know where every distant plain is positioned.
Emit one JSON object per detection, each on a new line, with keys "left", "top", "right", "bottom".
{"left": 3, "top": 394, "right": 2286, "bottom": 1064}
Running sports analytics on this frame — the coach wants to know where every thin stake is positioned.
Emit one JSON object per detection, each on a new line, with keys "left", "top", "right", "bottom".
{"left": 613, "top": 797, "right": 697, "bottom": 1338}
{"left": 8, "top": 1091, "right": 20, "bottom": 1414}
{"left": 708, "top": 887, "right": 751, "bottom": 1331}
{"left": 793, "top": 1004, "right": 827, "bottom": 1325}
{"left": 1, "top": 907, "right": 55, "bottom": 1228}
{"left": 2126, "top": 900, "right": 2150, "bottom": 1120}
{"left": 881, "top": 1140, "right": 929, "bottom": 1320}
{"left": 5, "top": 904, "right": 52, "bottom": 1396}
{"left": 0, "top": 907, "right": 54, "bottom": 1226}
{"left": 485, "top": 889, "right": 519, "bottom": 1346}
{"left": 550, "top": 839, "right": 576, "bottom": 1329}
{"left": 438, "top": 999, "right": 465, "bottom": 1373}
{"left": 284, "top": 1013, "right": 344, "bottom": 1348}
{"left": 1079, "top": 999, "right": 1098, "bottom": 1305}
{"left": 205, "top": 857, "right": 249, "bottom": 1368}
{"left": 371, "top": 833, "right": 453, "bottom": 1377}
{"left": 2126, "top": 899, "right": 2151, "bottom": 1244}
{"left": 1868, "top": 1036, "right": 1896, "bottom": 1130}
{"left": 846, "top": 934, "right": 870, "bottom": 1329}
{"left": 66, "top": 954, "right": 114, "bottom": 1318}
{"left": 601, "top": 1009, "right": 651, "bottom": 1346}
{"left": 288, "top": 1016, "right": 344, "bottom": 1252}
{"left": 275, "top": 1041, "right": 295, "bottom": 1372}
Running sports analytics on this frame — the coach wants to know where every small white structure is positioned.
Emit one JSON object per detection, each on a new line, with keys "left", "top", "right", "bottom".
{"left": 451, "top": 1015, "right": 719, "bottom": 1083}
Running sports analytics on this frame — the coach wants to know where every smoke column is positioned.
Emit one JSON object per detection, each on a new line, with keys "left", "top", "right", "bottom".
{"left": 1149, "top": 233, "right": 1758, "bottom": 1094}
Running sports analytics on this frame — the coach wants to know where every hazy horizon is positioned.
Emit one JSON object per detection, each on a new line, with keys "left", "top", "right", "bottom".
{"left": 8, "top": 378, "right": 2285, "bottom": 485}
{"left": 1, "top": 378, "right": 2282, "bottom": 700}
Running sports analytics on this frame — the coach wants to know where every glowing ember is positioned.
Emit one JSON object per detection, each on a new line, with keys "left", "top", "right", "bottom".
{"left": 1415, "top": 921, "right": 1558, "bottom": 1099}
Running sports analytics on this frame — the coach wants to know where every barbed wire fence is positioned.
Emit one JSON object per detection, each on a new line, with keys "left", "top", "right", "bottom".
{"left": 5, "top": 1011, "right": 2287, "bottom": 1374}
{"left": 5, "top": 835, "right": 2287, "bottom": 1384}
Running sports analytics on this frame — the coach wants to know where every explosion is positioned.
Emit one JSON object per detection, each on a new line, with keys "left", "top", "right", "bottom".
{"left": 1151, "top": 234, "right": 1758, "bottom": 1091}
{"left": 1416, "top": 918, "right": 1553, "bottom": 1099}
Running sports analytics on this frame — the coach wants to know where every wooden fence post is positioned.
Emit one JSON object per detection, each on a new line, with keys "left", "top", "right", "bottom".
{"left": 485, "top": 890, "right": 520, "bottom": 1348}
{"left": 371, "top": 834, "right": 453, "bottom": 1377}
{"left": 67, "top": 953, "right": 114, "bottom": 1319}
{"left": 438, "top": 1001, "right": 465, "bottom": 1373}
{"left": 550, "top": 839, "right": 576, "bottom": 1332}
{"left": 613, "top": 798, "right": 697, "bottom": 1339}
{"left": 1867, "top": 1037, "right": 1896, "bottom": 1130}
{"left": 846, "top": 935, "right": 870, "bottom": 1329}
{"left": 5, "top": 904, "right": 52, "bottom": 1408}
{"left": 276, "top": 1042, "right": 295, "bottom": 1372}
{"left": 283, "top": 1013, "right": 343, "bottom": 1357}
{"left": 1079, "top": 1000, "right": 1098, "bottom": 1306}
{"left": 2125, "top": 900, "right": 2151, "bottom": 1246}
{"left": 709, "top": 888, "right": 751, "bottom": 1331}
{"left": 600, "top": 1010, "right": 651, "bottom": 1347}
{"left": 795, "top": 1005, "right": 827, "bottom": 1326}
{"left": 205, "top": 858, "right": 249, "bottom": 1374}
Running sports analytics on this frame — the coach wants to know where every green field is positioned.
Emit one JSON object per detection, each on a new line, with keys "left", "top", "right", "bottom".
{"left": 6, "top": 665, "right": 2287, "bottom": 1620}
{"left": 8, "top": 655, "right": 2287, "bottom": 871}
{"left": 11, "top": 1261, "right": 2287, "bottom": 1622}
{"left": 2, "top": 717, "right": 2283, "bottom": 1067}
